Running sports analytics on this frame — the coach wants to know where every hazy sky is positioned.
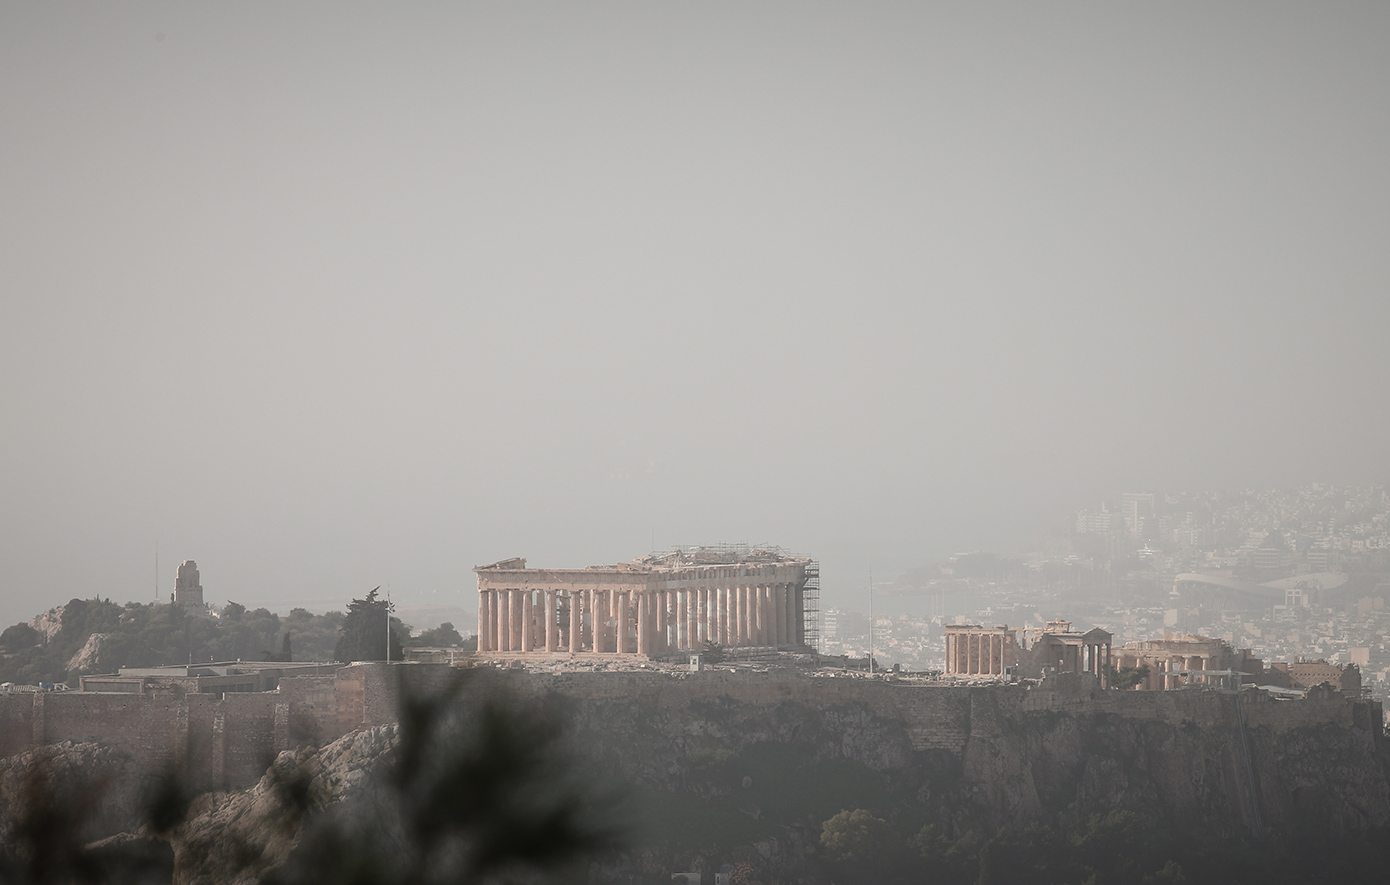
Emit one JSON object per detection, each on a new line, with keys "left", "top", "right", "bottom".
{"left": 3, "top": 3, "right": 1387, "bottom": 629}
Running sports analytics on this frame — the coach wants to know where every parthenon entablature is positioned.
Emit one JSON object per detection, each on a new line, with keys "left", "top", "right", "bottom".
{"left": 475, "top": 547, "right": 812, "bottom": 657}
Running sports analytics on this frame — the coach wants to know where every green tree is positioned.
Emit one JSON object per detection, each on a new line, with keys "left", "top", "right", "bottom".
{"left": 1110, "top": 664, "right": 1151, "bottom": 690}
{"left": 0, "top": 623, "right": 40, "bottom": 652}
{"left": 407, "top": 622, "right": 463, "bottom": 648}
{"left": 819, "top": 808, "right": 899, "bottom": 863}
{"left": 333, "top": 589, "right": 406, "bottom": 662}
{"left": 282, "top": 608, "right": 343, "bottom": 662}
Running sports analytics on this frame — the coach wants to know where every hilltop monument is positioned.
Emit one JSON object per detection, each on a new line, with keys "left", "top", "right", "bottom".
{"left": 174, "top": 560, "right": 205, "bottom": 608}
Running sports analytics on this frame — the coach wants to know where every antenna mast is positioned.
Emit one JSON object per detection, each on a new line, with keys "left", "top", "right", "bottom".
{"left": 868, "top": 567, "right": 875, "bottom": 675}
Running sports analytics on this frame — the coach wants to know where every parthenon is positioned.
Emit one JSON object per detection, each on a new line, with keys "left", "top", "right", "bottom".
{"left": 475, "top": 547, "right": 814, "bottom": 656}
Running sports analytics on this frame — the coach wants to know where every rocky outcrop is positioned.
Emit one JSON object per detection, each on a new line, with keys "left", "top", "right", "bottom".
{"left": 168, "top": 724, "right": 400, "bottom": 885}
{"left": 66, "top": 632, "right": 107, "bottom": 672}
{"left": 28, "top": 606, "right": 63, "bottom": 643}
{"left": 559, "top": 681, "right": 1388, "bottom": 838}
{"left": 0, "top": 741, "right": 147, "bottom": 845}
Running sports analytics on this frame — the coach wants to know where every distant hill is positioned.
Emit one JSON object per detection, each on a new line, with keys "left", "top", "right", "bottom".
{"left": 0, "top": 597, "right": 469, "bottom": 687}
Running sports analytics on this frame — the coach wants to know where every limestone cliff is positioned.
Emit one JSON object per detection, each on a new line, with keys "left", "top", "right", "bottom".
{"left": 0, "top": 740, "right": 146, "bottom": 844}
{"left": 65, "top": 632, "right": 107, "bottom": 672}
{"left": 28, "top": 606, "right": 64, "bottom": 643}
{"left": 170, "top": 724, "right": 400, "bottom": 885}
{"left": 521, "top": 671, "right": 1390, "bottom": 878}
{"left": 158, "top": 672, "right": 1390, "bottom": 881}
{"left": 4, "top": 670, "right": 1387, "bottom": 884}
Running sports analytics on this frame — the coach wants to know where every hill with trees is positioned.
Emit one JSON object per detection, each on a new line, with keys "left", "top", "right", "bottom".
{"left": 0, "top": 593, "right": 473, "bottom": 687}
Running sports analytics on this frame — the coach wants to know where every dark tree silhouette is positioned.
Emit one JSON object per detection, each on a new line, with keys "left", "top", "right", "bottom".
{"left": 405, "top": 622, "right": 463, "bottom": 648}
{"left": 333, "top": 589, "right": 405, "bottom": 663}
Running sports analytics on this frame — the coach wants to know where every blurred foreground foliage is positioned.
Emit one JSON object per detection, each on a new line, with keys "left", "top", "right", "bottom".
{"left": 0, "top": 670, "right": 624, "bottom": 885}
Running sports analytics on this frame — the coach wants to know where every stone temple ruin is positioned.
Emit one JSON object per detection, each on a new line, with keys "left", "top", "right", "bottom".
{"left": 944, "top": 619, "right": 1114, "bottom": 684}
{"left": 475, "top": 546, "right": 819, "bottom": 657}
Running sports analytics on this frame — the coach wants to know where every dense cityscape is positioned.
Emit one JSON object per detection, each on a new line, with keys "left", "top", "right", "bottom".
{"left": 824, "top": 483, "right": 1390, "bottom": 700}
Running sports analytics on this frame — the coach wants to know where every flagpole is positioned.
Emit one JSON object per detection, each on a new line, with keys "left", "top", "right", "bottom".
{"left": 868, "top": 567, "right": 875, "bottom": 675}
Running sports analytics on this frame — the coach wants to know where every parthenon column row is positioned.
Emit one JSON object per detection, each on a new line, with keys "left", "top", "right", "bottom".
{"left": 478, "top": 583, "right": 802, "bottom": 654}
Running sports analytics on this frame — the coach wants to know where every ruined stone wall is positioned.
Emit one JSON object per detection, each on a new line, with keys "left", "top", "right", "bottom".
{"left": 492, "top": 669, "right": 1375, "bottom": 755}
{"left": 36, "top": 692, "right": 181, "bottom": 763}
{"left": 0, "top": 695, "right": 35, "bottom": 757}
{"left": 280, "top": 676, "right": 341, "bottom": 746}
{"left": 0, "top": 688, "right": 340, "bottom": 791}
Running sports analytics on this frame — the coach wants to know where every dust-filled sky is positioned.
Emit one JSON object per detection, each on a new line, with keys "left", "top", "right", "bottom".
{"left": 2, "top": 3, "right": 1387, "bottom": 629}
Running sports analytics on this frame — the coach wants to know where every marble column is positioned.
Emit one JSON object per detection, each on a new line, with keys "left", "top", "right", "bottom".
{"left": 544, "top": 591, "right": 556, "bottom": 652}
{"left": 748, "top": 584, "right": 757, "bottom": 645}
{"left": 496, "top": 590, "right": 505, "bottom": 652}
{"left": 569, "top": 591, "right": 581, "bottom": 653}
{"left": 794, "top": 582, "right": 805, "bottom": 647}
{"left": 688, "top": 590, "right": 699, "bottom": 648}
{"left": 747, "top": 586, "right": 757, "bottom": 646}
{"left": 705, "top": 588, "right": 715, "bottom": 644}
{"left": 513, "top": 590, "right": 525, "bottom": 652}
{"left": 757, "top": 585, "right": 768, "bottom": 646}
{"left": 478, "top": 591, "right": 490, "bottom": 652}
{"left": 600, "top": 590, "right": 612, "bottom": 653}
{"left": 499, "top": 589, "right": 509, "bottom": 651}
{"left": 621, "top": 591, "right": 633, "bottom": 654}
{"left": 717, "top": 587, "right": 726, "bottom": 645}
{"left": 694, "top": 589, "right": 705, "bottom": 645}
{"left": 675, "top": 592, "right": 687, "bottom": 650}
{"left": 728, "top": 586, "right": 739, "bottom": 641}
{"left": 494, "top": 590, "right": 505, "bottom": 652}
{"left": 731, "top": 587, "right": 742, "bottom": 645}
{"left": 777, "top": 584, "right": 788, "bottom": 647}
{"left": 692, "top": 589, "right": 702, "bottom": 647}
{"left": 768, "top": 585, "right": 777, "bottom": 646}
{"left": 748, "top": 585, "right": 757, "bottom": 645}
{"left": 780, "top": 584, "right": 792, "bottom": 647}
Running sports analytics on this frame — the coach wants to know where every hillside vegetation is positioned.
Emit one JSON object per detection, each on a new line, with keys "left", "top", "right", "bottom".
{"left": 0, "top": 596, "right": 469, "bottom": 687}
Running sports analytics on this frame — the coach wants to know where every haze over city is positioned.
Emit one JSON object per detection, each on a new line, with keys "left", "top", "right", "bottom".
{"left": 3, "top": 3, "right": 1387, "bottom": 630}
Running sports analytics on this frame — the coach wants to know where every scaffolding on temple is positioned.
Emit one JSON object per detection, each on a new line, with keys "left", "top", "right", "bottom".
{"left": 801, "top": 560, "right": 820, "bottom": 653}
{"left": 638, "top": 543, "right": 793, "bottom": 568}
